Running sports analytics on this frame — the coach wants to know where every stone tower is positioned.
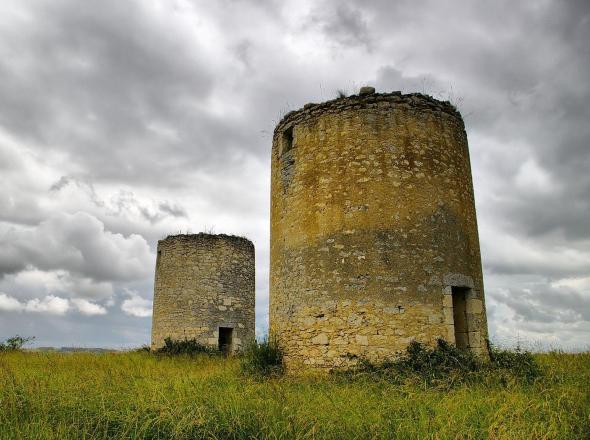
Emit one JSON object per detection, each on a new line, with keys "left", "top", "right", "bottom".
{"left": 270, "top": 88, "right": 489, "bottom": 371}
{"left": 151, "top": 234, "right": 255, "bottom": 353}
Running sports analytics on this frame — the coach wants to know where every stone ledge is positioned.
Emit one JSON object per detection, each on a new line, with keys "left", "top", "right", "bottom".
{"left": 161, "top": 233, "right": 254, "bottom": 249}
{"left": 273, "top": 91, "right": 463, "bottom": 139}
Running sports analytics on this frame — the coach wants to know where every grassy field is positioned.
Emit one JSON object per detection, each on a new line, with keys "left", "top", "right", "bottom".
{"left": 0, "top": 350, "right": 588, "bottom": 439}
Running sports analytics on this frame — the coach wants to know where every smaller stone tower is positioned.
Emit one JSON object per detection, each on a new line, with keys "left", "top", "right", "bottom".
{"left": 151, "top": 233, "right": 255, "bottom": 353}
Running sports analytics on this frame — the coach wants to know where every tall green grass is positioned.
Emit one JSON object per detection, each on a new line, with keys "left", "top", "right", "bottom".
{"left": 240, "top": 336, "right": 284, "bottom": 378}
{"left": 0, "top": 349, "right": 588, "bottom": 439}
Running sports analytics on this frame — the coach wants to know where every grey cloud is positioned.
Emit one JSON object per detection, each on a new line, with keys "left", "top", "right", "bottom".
{"left": 310, "top": 3, "right": 372, "bottom": 50}
{"left": 486, "top": 280, "right": 590, "bottom": 350}
{"left": 0, "top": 269, "right": 115, "bottom": 301}
{"left": 0, "top": 0, "right": 588, "bottom": 348}
{"left": 0, "top": 142, "right": 47, "bottom": 226}
{"left": 48, "top": 176, "right": 189, "bottom": 225}
{"left": 0, "top": 0, "right": 255, "bottom": 187}
{"left": 491, "top": 286, "right": 590, "bottom": 325}
{"left": 368, "top": 1, "right": 590, "bottom": 247}
{"left": 0, "top": 248, "right": 27, "bottom": 276}
{"left": 49, "top": 176, "right": 72, "bottom": 192}
{"left": 109, "top": 190, "right": 188, "bottom": 225}
{"left": 0, "top": 294, "right": 150, "bottom": 347}
{"left": 375, "top": 68, "right": 446, "bottom": 99}
{"left": 157, "top": 202, "right": 187, "bottom": 219}
{"left": 49, "top": 176, "right": 104, "bottom": 208}
{"left": 481, "top": 235, "right": 590, "bottom": 278}
{"left": 0, "top": 212, "right": 153, "bottom": 282}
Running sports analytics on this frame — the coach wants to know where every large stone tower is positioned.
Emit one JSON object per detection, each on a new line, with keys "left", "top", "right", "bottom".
{"left": 270, "top": 88, "right": 489, "bottom": 371}
{"left": 151, "top": 234, "right": 255, "bottom": 353}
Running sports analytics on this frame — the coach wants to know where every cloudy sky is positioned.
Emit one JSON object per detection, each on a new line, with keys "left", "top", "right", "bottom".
{"left": 0, "top": 0, "right": 588, "bottom": 349}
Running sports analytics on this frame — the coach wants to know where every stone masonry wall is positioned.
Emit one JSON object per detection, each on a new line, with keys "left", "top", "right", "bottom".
{"left": 151, "top": 234, "right": 255, "bottom": 352}
{"left": 269, "top": 90, "right": 489, "bottom": 371}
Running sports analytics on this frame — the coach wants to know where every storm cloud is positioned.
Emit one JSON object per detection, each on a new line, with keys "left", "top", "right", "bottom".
{"left": 0, "top": 0, "right": 588, "bottom": 348}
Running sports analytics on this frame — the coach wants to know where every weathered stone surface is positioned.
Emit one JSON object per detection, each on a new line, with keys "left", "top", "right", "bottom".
{"left": 443, "top": 308, "right": 455, "bottom": 325}
{"left": 312, "top": 334, "right": 329, "bottom": 345}
{"left": 151, "top": 234, "right": 255, "bottom": 353}
{"left": 356, "top": 335, "right": 369, "bottom": 345}
{"left": 269, "top": 91, "right": 489, "bottom": 372}
{"left": 359, "top": 86, "right": 376, "bottom": 95}
{"left": 466, "top": 298, "right": 483, "bottom": 314}
{"left": 443, "top": 294, "right": 453, "bottom": 308}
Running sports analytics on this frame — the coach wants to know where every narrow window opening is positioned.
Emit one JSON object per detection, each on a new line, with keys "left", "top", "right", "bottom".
{"left": 451, "top": 287, "right": 470, "bottom": 349}
{"left": 282, "top": 126, "right": 294, "bottom": 156}
{"left": 218, "top": 327, "right": 233, "bottom": 355}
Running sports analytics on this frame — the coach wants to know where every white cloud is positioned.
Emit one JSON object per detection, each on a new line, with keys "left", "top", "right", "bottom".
{"left": 0, "top": 292, "right": 107, "bottom": 316}
{"left": 515, "top": 159, "right": 557, "bottom": 195}
{"left": 71, "top": 298, "right": 107, "bottom": 316}
{"left": 9, "top": 269, "right": 114, "bottom": 300}
{"left": 0, "top": 293, "right": 23, "bottom": 311}
{"left": 121, "top": 291, "right": 152, "bottom": 318}
{"left": 480, "top": 221, "right": 590, "bottom": 277}
{"left": 23, "top": 295, "right": 70, "bottom": 315}
{"left": 0, "top": 212, "right": 154, "bottom": 282}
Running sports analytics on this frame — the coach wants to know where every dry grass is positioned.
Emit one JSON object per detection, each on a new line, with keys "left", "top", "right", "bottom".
{"left": 0, "top": 350, "right": 588, "bottom": 439}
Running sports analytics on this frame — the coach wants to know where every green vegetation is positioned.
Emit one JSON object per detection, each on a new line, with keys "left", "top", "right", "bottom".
{"left": 0, "top": 348, "right": 588, "bottom": 439}
{"left": 0, "top": 335, "right": 34, "bottom": 351}
{"left": 343, "top": 339, "right": 541, "bottom": 386}
{"left": 155, "top": 337, "right": 220, "bottom": 356}
{"left": 240, "top": 337, "right": 284, "bottom": 378}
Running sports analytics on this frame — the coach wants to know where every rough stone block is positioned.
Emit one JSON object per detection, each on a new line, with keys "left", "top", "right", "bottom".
{"left": 468, "top": 331, "right": 481, "bottom": 348}
{"left": 428, "top": 314, "right": 441, "bottom": 324}
{"left": 356, "top": 335, "right": 369, "bottom": 345}
{"left": 359, "top": 86, "right": 376, "bottom": 95}
{"left": 446, "top": 325, "right": 456, "bottom": 342}
{"left": 312, "top": 334, "right": 329, "bottom": 345}
{"left": 443, "top": 308, "right": 454, "bottom": 325}
{"left": 443, "top": 294, "right": 453, "bottom": 308}
{"left": 466, "top": 299, "right": 483, "bottom": 314}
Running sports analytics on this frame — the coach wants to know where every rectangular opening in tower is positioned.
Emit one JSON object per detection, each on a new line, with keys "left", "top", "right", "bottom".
{"left": 218, "top": 327, "right": 233, "bottom": 355}
{"left": 451, "top": 287, "right": 470, "bottom": 349}
{"left": 282, "top": 126, "right": 293, "bottom": 155}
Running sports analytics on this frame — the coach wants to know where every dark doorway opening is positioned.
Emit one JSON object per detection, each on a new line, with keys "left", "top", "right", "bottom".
{"left": 218, "top": 327, "right": 233, "bottom": 355}
{"left": 452, "top": 287, "right": 470, "bottom": 349}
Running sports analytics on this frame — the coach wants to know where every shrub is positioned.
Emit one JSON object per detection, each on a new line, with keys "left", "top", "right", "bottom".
{"left": 0, "top": 335, "right": 35, "bottom": 352}
{"left": 343, "top": 338, "right": 541, "bottom": 386}
{"left": 396, "top": 338, "right": 480, "bottom": 378}
{"left": 155, "top": 337, "right": 219, "bottom": 356}
{"left": 240, "top": 336, "right": 284, "bottom": 378}
{"left": 345, "top": 339, "right": 480, "bottom": 384}
{"left": 488, "top": 342, "right": 541, "bottom": 383}
{"left": 131, "top": 344, "right": 151, "bottom": 353}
